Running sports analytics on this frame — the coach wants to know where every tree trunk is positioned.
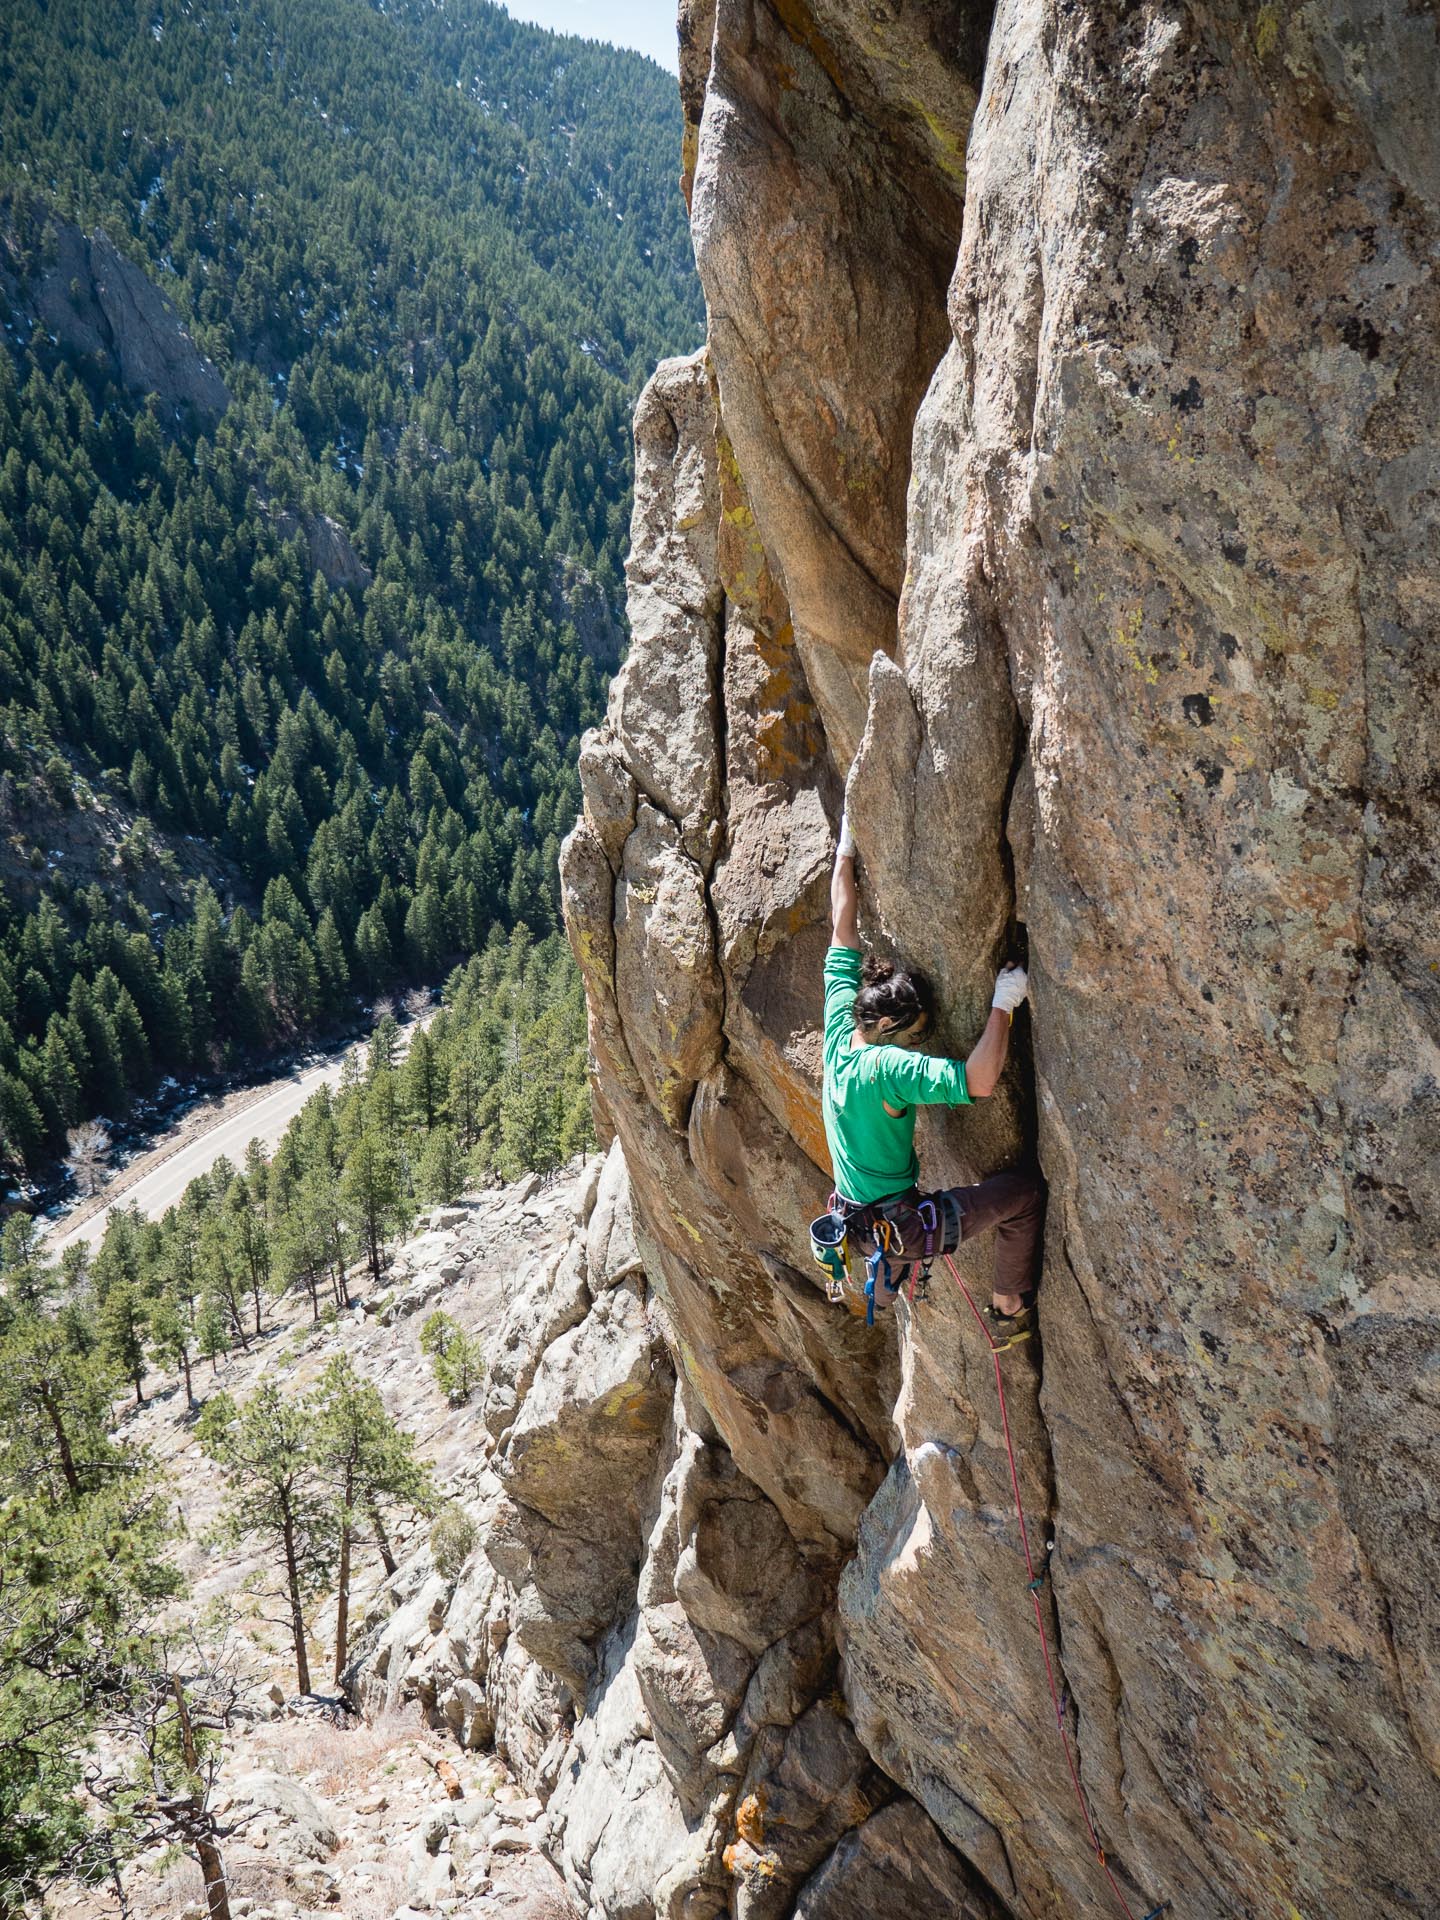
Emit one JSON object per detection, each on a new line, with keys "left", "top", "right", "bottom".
{"left": 306, "top": 1267, "right": 320, "bottom": 1324}
{"left": 38, "top": 1384, "right": 82, "bottom": 1498}
{"left": 133, "top": 1368, "right": 146, "bottom": 1408}
{"left": 280, "top": 1505, "right": 311, "bottom": 1695}
{"left": 173, "top": 1679, "right": 231, "bottom": 1920}
{"left": 227, "top": 1290, "right": 251, "bottom": 1351}
{"left": 195, "top": 1837, "right": 232, "bottom": 1920}
{"left": 367, "top": 1214, "right": 382, "bottom": 1287}
{"left": 334, "top": 1465, "right": 353, "bottom": 1684}
{"left": 251, "top": 1276, "right": 264, "bottom": 1338}
{"left": 181, "top": 1347, "right": 193, "bottom": 1406}
{"left": 369, "top": 1500, "right": 397, "bottom": 1578}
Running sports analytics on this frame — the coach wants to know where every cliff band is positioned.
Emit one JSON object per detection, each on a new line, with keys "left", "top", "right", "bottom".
{"left": 431, "top": 3, "right": 1437, "bottom": 1916}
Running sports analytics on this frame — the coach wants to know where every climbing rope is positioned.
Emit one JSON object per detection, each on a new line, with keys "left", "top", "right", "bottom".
{"left": 938, "top": 1250, "right": 1168, "bottom": 1920}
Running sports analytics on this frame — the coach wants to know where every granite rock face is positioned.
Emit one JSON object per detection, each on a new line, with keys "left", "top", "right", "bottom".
{"left": 36, "top": 225, "right": 230, "bottom": 422}
{"left": 272, "top": 507, "right": 373, "bottom": 591}
{"left": 563, "top": 4, "right": 1440, "bottom": 1918}
{"left": 350, "top": 1153, "right": 983, "bottom": 1920}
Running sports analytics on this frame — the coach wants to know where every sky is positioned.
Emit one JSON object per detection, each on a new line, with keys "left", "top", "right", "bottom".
{"left": 498, "top": 0, "right": 679, "bottom": 72}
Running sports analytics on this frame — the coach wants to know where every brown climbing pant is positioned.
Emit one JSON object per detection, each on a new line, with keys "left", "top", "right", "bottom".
{"left": 842, "top": 1168, "right": 1044, "bottom": 1310}
{"left": 945, "top": 1168, "right": 1045, "bottom": 1301}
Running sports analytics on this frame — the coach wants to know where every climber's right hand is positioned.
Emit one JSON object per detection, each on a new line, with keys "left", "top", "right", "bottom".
{"left": 991, "top": 964, "right": 1029, "bottom": 1014}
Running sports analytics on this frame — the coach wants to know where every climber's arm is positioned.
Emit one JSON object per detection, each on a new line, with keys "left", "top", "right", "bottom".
{"left": 830, "top": 813, "right": 859, "bottom": 951}
{"left": 963, "top": 1010, "right": 1013, "bottom": 1100}
{"left": 965, "top": 965, "right": 1029, "bottom": 1099}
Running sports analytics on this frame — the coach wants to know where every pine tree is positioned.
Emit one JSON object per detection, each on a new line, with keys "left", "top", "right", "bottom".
{"left": 367, "top": 1012, "right": 400, "bottom": 1078}
{"left": 418, "top": 1125, "right": 465, "bottom": 1204}
{"left": 99, "top": 1281, "right": 149, "bottom": 1407}
{"left": 311, "top": 1356, "right": 433, "bottom": 1681}
{"left": 271, "top": 1182, "right": 328, "bottom": 1325}
{"left": 400, "top": 1023, "right": 442, "bottom": 1131}
{"left": 340, "top": 1130, "right": 402, "bottom": 1288}
{"left": 164, "top": 1199, "right": 206, "bottom": 1329}
{"left": 148, "top": 1295, "right": 195, "bottom": 1406}
{"left": 197, "top": 1384, "right": 335, "bottom": 1695}
{"left": 1, "top": 1211, "right": 54, "bottom": 1312}
{"left": 0, "top": 1311, "right": 116, "bottom": 1500}
{"left": 419, "top": 1310, "right": 485, "bottom": 1405}
{"left": 199, "top": 1215, "right": 251, "bottom": 1353}
{"left": 222, "top": 1181, "right": 272, "bottom": 1338}
{"left": 0, "top": 1395, "right": 180, "bottom": 1893}
{"left": 314, "top": 909, "right": 350, "bottom": 1011}
{"left": 196, "top": 1292, "right": 231, "bottom": 1374}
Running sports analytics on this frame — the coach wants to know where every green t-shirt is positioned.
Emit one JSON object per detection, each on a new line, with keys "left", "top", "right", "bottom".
{"left": 821, "top": 945, "right": 970, "bottom": 1205}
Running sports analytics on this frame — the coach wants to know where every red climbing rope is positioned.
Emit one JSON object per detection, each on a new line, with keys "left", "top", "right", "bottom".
{"left": 938, "top": 1250, "right": 1155, "bottom": 1920}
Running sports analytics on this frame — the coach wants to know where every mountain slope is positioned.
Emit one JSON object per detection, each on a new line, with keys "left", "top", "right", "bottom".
{"left": 0, "top": 0, "right": 701, "bottom": 1183}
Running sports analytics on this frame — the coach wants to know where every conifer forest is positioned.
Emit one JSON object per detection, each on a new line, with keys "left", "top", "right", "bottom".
{"left": 0, "top": 0, "right": 701, "bottom": 1181}
{"left": 0, "top": 0, "right": 699, "bottom": 1899}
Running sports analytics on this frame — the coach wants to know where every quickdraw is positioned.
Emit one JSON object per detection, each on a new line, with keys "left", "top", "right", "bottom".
{"left": 864, "top": 1214, "right": 906, "bottom": 1325}
{"left": 905, "top": 1193, "right": 940, "bottom": 1306}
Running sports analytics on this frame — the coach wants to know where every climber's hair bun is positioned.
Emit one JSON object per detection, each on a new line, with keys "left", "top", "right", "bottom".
{"left": 854, "top": 954, "right": 934, "bottom": 1043}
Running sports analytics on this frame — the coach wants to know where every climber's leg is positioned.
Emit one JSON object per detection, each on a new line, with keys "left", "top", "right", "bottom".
{"left": 938, "top": 1169, "right": 1045, "bottom": 1315}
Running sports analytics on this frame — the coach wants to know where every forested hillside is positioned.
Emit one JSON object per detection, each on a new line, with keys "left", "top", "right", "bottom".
{"left": 0, "top": 0, "right": 701, "bottom": 1184}
{"left": 0, "top": 919, "right": 592, "bottom": 1897}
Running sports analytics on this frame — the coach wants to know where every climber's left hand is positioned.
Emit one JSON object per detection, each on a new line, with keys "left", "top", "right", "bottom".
{"left": 992, "top": 964, "right": 1029, "bottom": 1014}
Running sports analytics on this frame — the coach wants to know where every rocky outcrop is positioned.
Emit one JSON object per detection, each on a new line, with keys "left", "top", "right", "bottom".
{"left": 562, "top": 5, "right": 1440, "bottom": 1920}
{"left": 36, "top": 224, "right": 229, "bottom": 422}
{"left": 273, "top": 507, "right": 373, "bottom": 592}
{"left": 349, "top": 1153, "right": 981, "bottom": 1920}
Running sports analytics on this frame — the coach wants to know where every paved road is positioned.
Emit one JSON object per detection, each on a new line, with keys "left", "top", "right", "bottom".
{"left": 49, "top": 1007, "right": 439, "bottom": 1254}
{"left": 52, "top": 1051, "right": 357, "bottom": 1253}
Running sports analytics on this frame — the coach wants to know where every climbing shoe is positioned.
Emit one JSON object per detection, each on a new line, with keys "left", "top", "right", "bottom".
{"left": 982, "top": 1295, "right": 1037, "bottom": 1352}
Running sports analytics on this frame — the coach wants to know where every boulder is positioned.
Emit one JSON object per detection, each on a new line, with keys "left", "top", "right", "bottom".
{"left": 218, "top": 1772, "right": 339, "bottom": 1861}
{"left": 439, "top": 1674, "right": 493, "bottom": 1750}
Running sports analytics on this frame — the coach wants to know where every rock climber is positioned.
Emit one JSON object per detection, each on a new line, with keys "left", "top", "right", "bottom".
{"left": 817, "top": 810, "right": 1044, "bottom": 1346}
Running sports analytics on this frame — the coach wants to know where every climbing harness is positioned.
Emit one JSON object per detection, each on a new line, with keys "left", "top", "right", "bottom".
{"left": 815, "top": 1189, "right": 954, "bottom": 1325}
{"left": 938, "top": 1248, "right": 1168, "bottom": 1920}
